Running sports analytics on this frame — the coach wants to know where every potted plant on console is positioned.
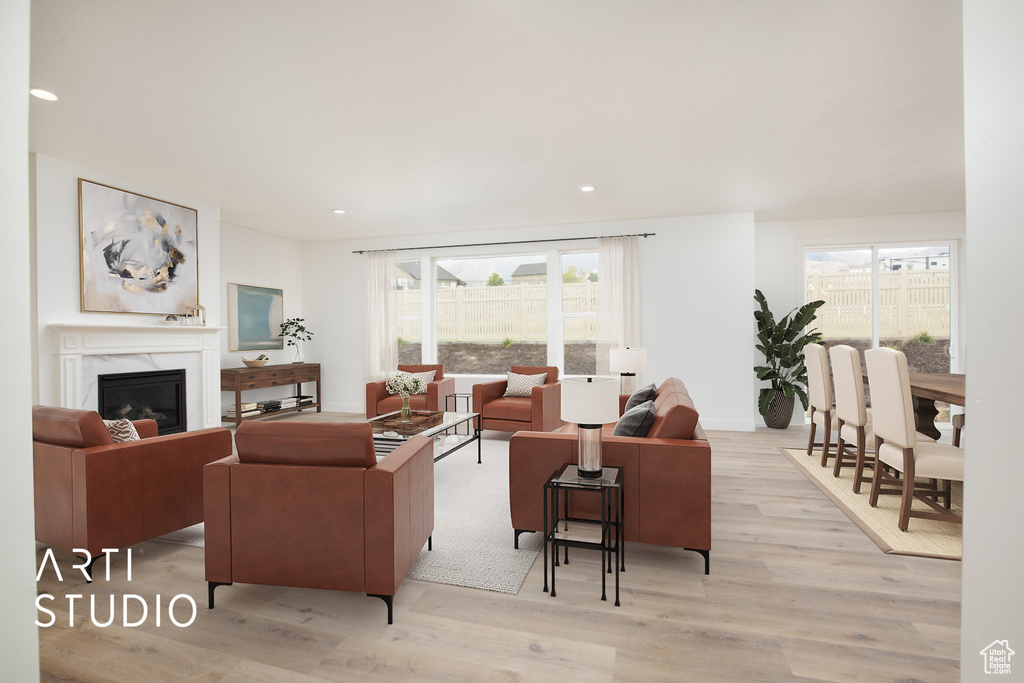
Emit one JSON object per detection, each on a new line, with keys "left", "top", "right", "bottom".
{"left": 280, "top": 318, "right": 314, "bottom": 364}
{"left": 753, "top": 289, "right": 825, "bottom": 428}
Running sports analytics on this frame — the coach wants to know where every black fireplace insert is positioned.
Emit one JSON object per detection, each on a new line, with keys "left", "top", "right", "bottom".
{"left": 98, "top": 369, "right": 187, "bottom": 435}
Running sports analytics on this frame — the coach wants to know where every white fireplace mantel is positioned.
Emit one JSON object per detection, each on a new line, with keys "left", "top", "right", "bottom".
{"left": 49, "top": 323, "right": 224, "bottom": 429}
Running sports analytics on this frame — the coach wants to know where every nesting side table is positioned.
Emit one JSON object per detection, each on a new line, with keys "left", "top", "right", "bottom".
{"left": 543, "top": 463, "right": 624, "bottom": 606}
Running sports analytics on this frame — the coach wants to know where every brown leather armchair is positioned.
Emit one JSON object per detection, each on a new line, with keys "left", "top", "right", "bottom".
{"left": 204, "top": 420, "right": 434, "bottom": 624}
{"left": 472, "top": 366, "right": 563, "bottom": 433}
{"left": 366, "top": 364, "right": 455, "bottom": 418}
{"left": 32, "top": 406, "right": 233, "bottom": 572}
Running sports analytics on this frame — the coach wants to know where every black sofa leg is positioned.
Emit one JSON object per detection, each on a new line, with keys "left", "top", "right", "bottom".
{"left": 208, "top": 581, "right": 232, "bottom": 609}
{"left": 428, "top": 535, "right": 432, "bottom": 551}
{"left": 685, "top": 548, "right": 710, "bottom": 575}
{"left": 368, "top": 594, "right": 394, "bottom": 624}
{"left": 513, "top": 528, "right": 532, "bottom": 550}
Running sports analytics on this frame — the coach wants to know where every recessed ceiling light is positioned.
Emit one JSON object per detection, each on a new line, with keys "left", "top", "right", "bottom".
{"left": 579, "top": 185, "right": 596, "bottom": 192}
{"left": 332, "top": 209, "right": 346, "bottom": 214}
{"left": 29, "top": 87, "right": 60, "bottom": 101}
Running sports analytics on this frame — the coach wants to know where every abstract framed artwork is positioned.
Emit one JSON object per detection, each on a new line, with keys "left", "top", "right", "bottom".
{"left": 228, "top": 283, "right": 284, "bottom": 351}
{"left": 78, "top": 179, "right": 200, "bottom": 315}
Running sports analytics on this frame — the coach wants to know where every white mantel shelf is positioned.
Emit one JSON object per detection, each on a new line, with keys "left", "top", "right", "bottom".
{"left": 49, "top": 323, "right": 224, "bottom": 429}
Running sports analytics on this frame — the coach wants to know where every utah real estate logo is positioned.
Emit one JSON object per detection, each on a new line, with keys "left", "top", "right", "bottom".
{"left": 980, "top": 640, "right": 1015, "bottom": 675}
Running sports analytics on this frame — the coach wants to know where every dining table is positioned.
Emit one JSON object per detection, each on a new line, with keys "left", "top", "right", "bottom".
{"left": 906, "top": 373, "right": 966, "bottom": 440}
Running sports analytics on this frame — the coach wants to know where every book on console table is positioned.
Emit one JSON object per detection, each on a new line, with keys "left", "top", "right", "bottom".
{"left": 229, "top": 402, "right": 258, "bottom": 412}
{"left": 226, "top": 409, "right": 260, "bottom": 418}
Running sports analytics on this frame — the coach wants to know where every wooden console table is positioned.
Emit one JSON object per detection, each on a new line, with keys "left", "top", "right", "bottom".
{"left": 221, "top": 363, "right": 321, "bottom": 427}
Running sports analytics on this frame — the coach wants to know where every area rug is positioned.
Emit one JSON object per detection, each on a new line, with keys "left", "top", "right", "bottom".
{"left": 155, "top": 433, "right": 542, "bottom": 593}
{"left": 779, "top": 447, "right": 962, "bottom": 560}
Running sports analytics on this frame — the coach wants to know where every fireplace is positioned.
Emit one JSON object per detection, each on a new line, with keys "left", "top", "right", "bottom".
{"left": 98, "top": 369, "right": 187, "bottom": 435}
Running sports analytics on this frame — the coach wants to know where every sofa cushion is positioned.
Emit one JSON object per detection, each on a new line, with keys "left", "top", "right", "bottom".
{"left": 503, "top": 371, "right": 548, "bottom": 397}
{"left": 482, "top": 396, "right": 533, "bottom": 422}
{"left": 613, "top": 400, "right": 656, "bottom": 437}
{"left": 398, "top": 364, "right": 444, "bottom": 380}
{"left": 510, "top": 365, "right": 559, "bottom": 384}
{"left": 235, "top": 421, "right": 376, "bottom": 467}
{"left": 32, "top": 406, "right": 114, "bottom": 448}
{"left": 647, "top": 380, "right": 700, "bottom": 439}
{"left": 103, "top": 418, "right": 141, "bottom": 443}
{"left": 624, "top": 383, "right": 657, "bottom": 412}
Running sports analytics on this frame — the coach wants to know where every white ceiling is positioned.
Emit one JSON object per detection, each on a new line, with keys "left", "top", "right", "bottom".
{"left": 28, "top": 0, "right": 965, "bottom": 243}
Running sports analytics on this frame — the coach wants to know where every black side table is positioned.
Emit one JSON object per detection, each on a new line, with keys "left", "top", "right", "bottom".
{"left": 543, "top": 463, "right": 624, "bottom": 606}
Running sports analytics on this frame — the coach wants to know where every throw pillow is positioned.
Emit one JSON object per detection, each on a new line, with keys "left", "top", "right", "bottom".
{"left": 612, "top": 399, "right": 656, "bottom": 438}
{"left": 395, "top": 370, "right": 435, "bottom": 394}
{"left": 103, "top": 418, "right": 141, "bottom": 443}
{"left": 624, "top": 383, "right": 657, "bottom": 412}
{"left": 503, "top": 371, "right": 548, "bottom": 397}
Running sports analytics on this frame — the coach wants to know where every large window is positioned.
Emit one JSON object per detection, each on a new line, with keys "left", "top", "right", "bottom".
{"left": 395, "top": 260, "right": 422, "bottom": 364}
{"left": 805, "top": 243, "right": 954, "bottom": 422}
{"left": 561, "top": 252, "right": 598, "bottom": 375}
{"left": 434, "top": 255, "right": 547, "bottom": 374}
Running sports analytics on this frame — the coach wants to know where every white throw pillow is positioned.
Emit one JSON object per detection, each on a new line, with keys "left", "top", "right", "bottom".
{"left": 395, "top": 370, "right": 435, "bottom": 394}
{"left": 103, "top": 418, "right": 141, "bottom": 443}
{"left": 503, "top": 371, "right": 548, "bottom": 398}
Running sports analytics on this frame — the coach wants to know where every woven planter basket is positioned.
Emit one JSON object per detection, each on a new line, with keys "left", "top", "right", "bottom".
{"left": 762, "top": 393, "right": 795, "bottom": 429}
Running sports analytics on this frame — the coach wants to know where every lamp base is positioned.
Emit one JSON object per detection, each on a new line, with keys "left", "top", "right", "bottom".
{"left": 577, "top": 424, "right": 604, "bottom": 479}
{"left": 619, "top": 373, "right": 636, "bottom": 395}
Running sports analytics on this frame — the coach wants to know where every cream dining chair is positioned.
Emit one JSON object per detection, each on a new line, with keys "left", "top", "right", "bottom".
{"left": 804, "top": 343, "right": 839, "bottom": 467}
{"left": 827, "top": 345, "right": 874, "bottom": 487}
{"left": 864, "top": 347, "right": 963, "bottom": 532}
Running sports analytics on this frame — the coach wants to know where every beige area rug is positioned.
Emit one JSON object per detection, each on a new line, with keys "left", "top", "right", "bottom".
{"left": 779, "top": 447, "right": 962, "bottom": 560}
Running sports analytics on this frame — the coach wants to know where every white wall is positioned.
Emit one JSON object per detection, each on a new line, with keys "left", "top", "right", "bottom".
{"left": 961, "top": 3, "right": 1024, "bottom": 678}
{"left": 219, "top": 221, "right": 305, "bottom": 408}
{"left": 1, "top": 0, "right": 40, "bottom": 677}
{"left": 753, "top": 211, "right": 966, "bottom": 425}
{"left": 303, "top": 213, "right": 757, "bottom": 431}
{"left": 32, "top": 154, "right": 222, "bottom": 408}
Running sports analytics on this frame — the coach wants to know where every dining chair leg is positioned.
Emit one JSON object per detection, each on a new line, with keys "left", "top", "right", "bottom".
{"left": 869, "top": 436, "right": 884, "bottom": 506}
{"left": 852, "top": 426, "right": 868, "bottom": 493}
{"left": 898, "top": 447, "right": 916, "bottom": 532}
{"left": 806, "top": 410, "right": 817, "bottom": 456}
{"left": 819, "top": 414, "right": 832, "bottom": 467}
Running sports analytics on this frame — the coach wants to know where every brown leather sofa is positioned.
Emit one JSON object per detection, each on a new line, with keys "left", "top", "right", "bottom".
{"left": 473, "top": 365, "right": 564, "bottom": 433}
{"left": 508, "top": 378, "right": 711, "bottom": 573}
{"left": 204, "top": 420, "right": 433, "bottom": 624}
{"left": 366, "top": 364, "right": 455, "bottom": 418}
{"left": 32, "top": 406, "right": 233, "bottom": 570}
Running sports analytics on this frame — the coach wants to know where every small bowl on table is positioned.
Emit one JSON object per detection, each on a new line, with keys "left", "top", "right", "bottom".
{"left": 242, "top": 359, "right": 269, "bottom": 368}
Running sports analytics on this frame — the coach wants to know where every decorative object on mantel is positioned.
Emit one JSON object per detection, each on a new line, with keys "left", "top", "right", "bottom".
{"left": 280, "top": 317, "right": 314, "bottom": 364}
{"left": 561, "top": 376, "right": 619, "bottom": 478}
{"left": 753, "top": 289, "right": 825, "bottom": 429}
{"left": 181, "top": 304, "right": 206, "bottom": 326}
{"left": 228, "top": 283, "right": 284, "bottom": 351}
{"left": 385, "top": 371, "right": 426, "bottom": 421}
{"left": 161, "top": 315, "right": 179, "bottom": 326}
{"left": 241, "top": 354, "right": 270, "bottom": 368}
{"left": 78, "top": 179, "right": 199, "bottom": 315}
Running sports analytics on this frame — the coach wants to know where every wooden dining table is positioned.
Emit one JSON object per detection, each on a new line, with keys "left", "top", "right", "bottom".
{"left": 907, "top": 373, "right": 966, "bottom": 440}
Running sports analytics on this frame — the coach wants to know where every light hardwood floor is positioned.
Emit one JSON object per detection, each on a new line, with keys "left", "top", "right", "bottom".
{"left": 35, "top": 421, "right": 961, "bottom": 682}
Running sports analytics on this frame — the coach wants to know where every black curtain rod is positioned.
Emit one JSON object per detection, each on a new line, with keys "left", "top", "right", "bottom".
{"left": 351, "top": 232, "right": 655, "bottom": 254}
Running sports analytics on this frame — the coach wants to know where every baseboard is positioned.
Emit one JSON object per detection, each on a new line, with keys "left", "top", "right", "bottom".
{"left": 321, "top": 401, "right": 364, "bottom": 414}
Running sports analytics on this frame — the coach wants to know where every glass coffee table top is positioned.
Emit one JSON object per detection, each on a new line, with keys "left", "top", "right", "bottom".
{"left": 368, "top": 410, "right": 481, "bottom": 463}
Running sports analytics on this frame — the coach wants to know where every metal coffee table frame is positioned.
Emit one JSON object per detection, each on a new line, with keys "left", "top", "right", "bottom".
{"left": 369, "top": 410, "right": 482, "bottom": 463}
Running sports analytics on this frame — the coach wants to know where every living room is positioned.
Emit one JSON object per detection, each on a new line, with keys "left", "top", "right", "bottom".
{"left": 4, "top": 2, "right": 1023, "bottom": 681}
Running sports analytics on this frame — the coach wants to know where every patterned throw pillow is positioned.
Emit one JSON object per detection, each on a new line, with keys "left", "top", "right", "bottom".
{"left": 624, "top": 383, "right": 657, "bottom": 412}
{"left": 503, "top": 371, "right": 548, "bottom": 398}
{"left": 395, "top": 370, "right": 435, "bottom": 394}
{"left": 612, "top": 400, "right": 656, "bottom": 437}
{"left": 103, "top": 418, "right": 141, "bottom": 443}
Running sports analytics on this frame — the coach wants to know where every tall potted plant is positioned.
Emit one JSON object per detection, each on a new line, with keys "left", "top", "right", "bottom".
{"left": 280, "top": 318, "right": 313, "bottom": 364}
{"left": 754, "top": 289, "right": 825, "bottom": 428}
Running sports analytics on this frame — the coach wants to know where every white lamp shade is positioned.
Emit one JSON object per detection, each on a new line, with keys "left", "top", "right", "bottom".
{"left": 609, "top": 347, "right": 647, "bottom": 373}
{"left": 561, "top": 376, "right": 620, "bottom": 425}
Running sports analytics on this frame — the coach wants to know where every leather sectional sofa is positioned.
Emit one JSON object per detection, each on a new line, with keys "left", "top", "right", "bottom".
{"left": 508, "top": 378, "right": 711, "bottom": 573}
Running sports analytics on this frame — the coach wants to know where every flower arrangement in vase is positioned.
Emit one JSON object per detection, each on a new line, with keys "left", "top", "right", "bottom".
{"left": 279, "top": 318, "right": 313, "bottom": 363}
{"left": 385, "top": 372, "right": 426, "bottom": 421}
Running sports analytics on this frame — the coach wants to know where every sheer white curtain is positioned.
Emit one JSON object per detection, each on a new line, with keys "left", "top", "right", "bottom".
{"left": 365, "top": 250, "right": 398, "bottom": 382}
{"left": 596, "top": 236, "right": 640, "bottom": 375}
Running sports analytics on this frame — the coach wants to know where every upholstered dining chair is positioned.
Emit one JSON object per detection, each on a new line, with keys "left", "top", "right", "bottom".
{"left": 864, "top": 347, "right": 964, "bottom": 532}
{"left": 804, "top": 343, "right": 839, "bottom": 467}
{"left": 827, "top": 345, "right": 874, "bottom": 486}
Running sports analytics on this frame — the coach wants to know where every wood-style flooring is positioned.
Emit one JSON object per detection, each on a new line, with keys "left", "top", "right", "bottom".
{"left": 35, "top": 421, "right": 961, "bottom": 682}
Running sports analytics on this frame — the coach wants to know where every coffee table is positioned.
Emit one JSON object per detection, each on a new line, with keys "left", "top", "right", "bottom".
{"left": 368, "top": 410, "right": 482, "bottom": 463}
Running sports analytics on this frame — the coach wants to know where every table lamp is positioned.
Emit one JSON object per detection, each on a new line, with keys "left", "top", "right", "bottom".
{"left": 561, "top": 376, "right": 620, "bottom": 478}
{"left": 609, "top": 347, "right": 647, "bottom": 395}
